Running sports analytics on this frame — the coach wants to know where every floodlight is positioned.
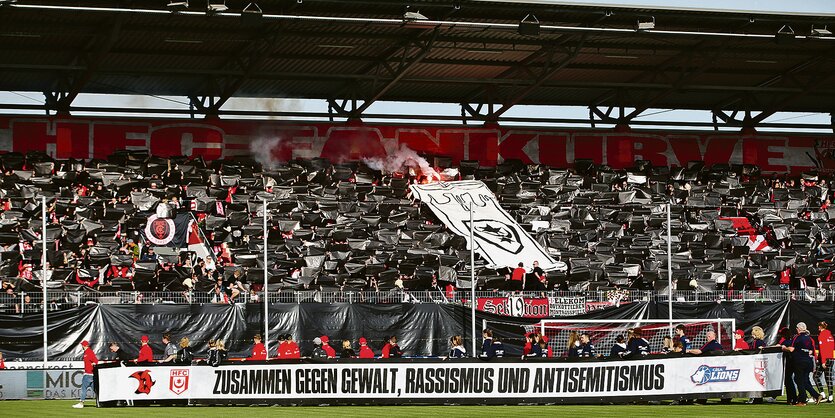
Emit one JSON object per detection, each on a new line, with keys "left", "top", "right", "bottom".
{"left": 242, "top": 2, "right": 263, "bottom": 25}
{"left": 637, "top": 17, "right": 655, "bottom": 31}
{"left": 775, "top": 25, "right": 796, "bottom": 44}
{"left": 518, "top": 14, "right": 540, "bottom": 36}
{"left": 404, "top": 10, "right": 428, "bottom": 21}
{"left": 811, "top": 25, "right": 832, "bottom": 36}
{"left": 207, "top": 1, "right": 228, "bottom": 12}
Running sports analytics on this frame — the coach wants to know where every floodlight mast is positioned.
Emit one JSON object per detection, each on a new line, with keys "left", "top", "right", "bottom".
{"left": 263, "top": 198, "right": 269, "bottom": 356}
{"left": 42, "top": 196, "right": 48, "bottom": 390}
{"left": 666, "top": 201, "right": 673, "bottom": 337}
{"left": 469, "top": 204, "right": 476, "bottom": 357}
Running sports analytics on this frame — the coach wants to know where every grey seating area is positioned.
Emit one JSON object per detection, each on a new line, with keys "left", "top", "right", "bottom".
{"left": 1, "top": 150, "right": 834, "bottom": 311}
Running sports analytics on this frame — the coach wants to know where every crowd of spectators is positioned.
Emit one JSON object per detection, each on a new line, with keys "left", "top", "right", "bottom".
{"left": 2, "top": 151, "right": 835, "bottom": 312}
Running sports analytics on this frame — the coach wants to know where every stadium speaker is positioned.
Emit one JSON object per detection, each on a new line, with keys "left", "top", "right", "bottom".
{"left": 518, "top": 14, "right": 540, "bottom": 36}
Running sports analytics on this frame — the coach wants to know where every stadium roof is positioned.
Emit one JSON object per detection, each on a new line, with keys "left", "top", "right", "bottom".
{"left": 1, "top": 0, "right": 835, "bottom": 125}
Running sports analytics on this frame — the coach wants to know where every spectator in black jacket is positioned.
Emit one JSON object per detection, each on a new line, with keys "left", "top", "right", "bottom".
{"left": 108, "top": 342, "right": 131, "bottom": 365}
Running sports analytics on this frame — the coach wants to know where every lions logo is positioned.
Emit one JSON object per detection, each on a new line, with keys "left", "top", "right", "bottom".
{"left": 144, "top": 214, "right": 175, "bottom": 245}
{"left": 129, "top": 370, "right": 156, "bottom": 394}
{"left": 690, "top": 365, "right": 740, "bottom": 385}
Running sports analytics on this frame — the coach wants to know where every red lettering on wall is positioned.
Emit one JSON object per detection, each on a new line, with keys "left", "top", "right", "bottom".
{"left": 13, "top": 121, "right": 89, "bottom": 158}
{"left": 93, "top": 124, "right": 148, "bottom": 158}
{"left": 606, "top": 135, "right": 668, "bottom": 168}
{"left": 498, "top": 132, "right": 535, "bottom": 164}
{"left": 573, "top": 134, "right": 604, "bottom": 165}
{"left": 669, "top": 137, "right": 738, "bottom": 167}
{"left": 743, "top": 137, "right": 785, "bottom": 172}
{"left": 320, "top": 127, "right": 386, "bottom": 162}
{"left": 150, "top": 125, "right": 223, "bottom": 159}
{"left": 467, "top": 131, "right": 499, "bottom": 165}
{"left": 1, "top": 117, "right": 830, "bottom": 173}
{"left": 538, "top": 134, "right": 570, "bottom": 167}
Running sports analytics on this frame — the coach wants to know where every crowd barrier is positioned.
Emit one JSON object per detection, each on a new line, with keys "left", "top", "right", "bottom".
{"left": 94, "top": 349, "right": 784, "bottom": 406}
{"left": 1, "top": 289, "right": 830, "bottom": 312}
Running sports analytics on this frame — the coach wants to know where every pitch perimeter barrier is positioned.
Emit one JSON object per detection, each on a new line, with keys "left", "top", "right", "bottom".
{"left": 0, "top": 368, "right": 94, "bottom": 400}
{"left": 1, "top": 289, "right": 828, "bottom": 313}
{"left": 94, "top": 349, "right": 783, "bottom": 406}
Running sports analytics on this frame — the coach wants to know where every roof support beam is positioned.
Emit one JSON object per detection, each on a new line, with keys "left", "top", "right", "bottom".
{"left": 327, "top": 25, "right": 441, "bottom": 119}
{"left": 711, "top": 46, "right": 835, "bottom": 113}
{"left": 589, "top": 106, "right": 621, "bottom": 127}
{"left": 189, "top": 24, "right": 286, "bottom": 116}
{"left": 486, "top": 37, "right": 588, "bottom": 121}
{"left": 620, "top": 43, "right": 731, "bottom": 121}
{"left": 45, "top": 15, "right": 125, "bottom": 114}
{"left": 351, "top": 28, "right": 440, "bottom": 117}
{"left": 748, "top": 73, "right": 835, "bottom": 125}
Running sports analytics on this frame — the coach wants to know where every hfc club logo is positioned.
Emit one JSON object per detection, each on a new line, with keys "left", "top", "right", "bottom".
{"left": 170, "top": 369, "right": 190, "bottom": 395}
{"left": 129, "top": 370, "right": 155, "bottom": 394}
{"left": 144, "top": 214, "right": 175, "bottom": 245}
{"left": 754, "top": 358, "right": 768, "bottom": 387}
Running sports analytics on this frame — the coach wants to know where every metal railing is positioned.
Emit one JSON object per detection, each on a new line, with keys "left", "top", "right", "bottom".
{"left": 0, "top": 288, "right": 829, "bottom": 311}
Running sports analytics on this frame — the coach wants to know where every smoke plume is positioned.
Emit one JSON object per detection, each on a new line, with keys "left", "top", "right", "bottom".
{"left": 250, "top": 137, "right": 282, "bottom": 169}
{"left": 363, "top": 144, "right": 439, "bottom": 180}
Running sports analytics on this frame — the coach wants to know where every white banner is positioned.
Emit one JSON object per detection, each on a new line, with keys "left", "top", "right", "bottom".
{"left": 96, "top": 352, "right": 783, "bottom": 404}
{"left": 0, "top": 369, "right": 95, "bottom": 400}
{"left": 410, "top": 181, "right": 564, "bottom": 271}
{"left": 548, "top": 296, "right": 587, "bottom": 316}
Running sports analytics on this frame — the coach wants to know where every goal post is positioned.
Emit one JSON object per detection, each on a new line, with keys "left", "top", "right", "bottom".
{"left": 534, "top": 318, "right": 737, "bottom": 357}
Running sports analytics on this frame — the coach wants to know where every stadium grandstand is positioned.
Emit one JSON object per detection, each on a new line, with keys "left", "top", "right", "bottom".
{"left": 0, "top": 0, "right": 834, "bottom": 409}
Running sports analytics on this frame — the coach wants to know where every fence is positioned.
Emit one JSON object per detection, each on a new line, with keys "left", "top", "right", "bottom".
{"left": 0, "top": 288, "right": 829, "bottom": 312}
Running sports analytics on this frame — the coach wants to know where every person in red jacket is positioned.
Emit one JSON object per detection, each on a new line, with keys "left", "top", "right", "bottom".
{"left": 734, "top": 329, "right": 750, "bottom": 350}
{"left": 510, "top": 263, "right": 525, "bottom": 291}
{"left": 275, "top": 334, "right": 288, "bottom": 358}
{"left": 0, "top": 351, "right": 5, "bottom": 369}
{"left": 321, "top": 336, "right": 336, "bottom": 358}
{"left": 818, "top": 321, "right": 834, "bottom": 402}
{"left": 244, "top": 334, "right": 267, "bottom": 361}
{"left": 523, "top": 333, "right": 533, "bottom": 356}
{"left": 136, "top": 335, "right": 154, "bottom": 364}
{"left": 281, "top": 335, "right": 301, "bottom": 359}
{"left": 358, "top": 337, "right": 375, "bottom": 359}
{"left": 73, "top": 340, "right": 98, "bottom": 409}
{"left": 381, "top": 336, "right": 402, "bottom": 358}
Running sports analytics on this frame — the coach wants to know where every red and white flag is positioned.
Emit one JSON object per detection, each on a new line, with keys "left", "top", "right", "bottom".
{"left": 188, "top": 220, "right": 213, "bottom": 261}
{"left": 747, "top": 235, "right": 771, "bottom": 252}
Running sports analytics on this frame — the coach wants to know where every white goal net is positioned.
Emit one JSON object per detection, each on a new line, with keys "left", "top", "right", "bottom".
{"left": 533, "top": 319, "right": 737, "bottom": 357}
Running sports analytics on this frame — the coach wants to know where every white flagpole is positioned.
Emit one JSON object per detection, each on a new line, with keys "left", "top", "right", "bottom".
{"left": 263, "top": 198, "right": 269, "bottom": 357}
{"left": 667, "top": 202, "right": 674, "bottom": 336}
{"left": 470, "top": 205, "right": 476, "bottom": 357}
{"left": 42, "top": 196, "right": 48, "bottom": 374}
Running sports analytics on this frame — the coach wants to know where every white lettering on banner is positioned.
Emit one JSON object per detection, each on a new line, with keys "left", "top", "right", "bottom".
{"left": 95, "top": 352, "right": 784, "bottom": 403}
{"left": 509, "top": 296, "right": 525, "bottom": 317}
{"left": 477, "top": 297, "right": 551, "bottom": 318}
{"left": 410, "top": 181, "right": 566, "bottom": 270}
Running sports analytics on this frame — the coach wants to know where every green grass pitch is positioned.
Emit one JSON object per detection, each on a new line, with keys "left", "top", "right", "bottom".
{"left": 0, "top": 399, "right": 832, "bottom": 417}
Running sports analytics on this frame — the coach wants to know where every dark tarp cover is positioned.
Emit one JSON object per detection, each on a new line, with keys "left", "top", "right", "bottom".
{"left": 0, "top": 301, "right": 831, "bottom": 360}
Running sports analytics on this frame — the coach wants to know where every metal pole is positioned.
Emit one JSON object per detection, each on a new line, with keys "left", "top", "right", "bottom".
{"left": 666, "top": 202, "right": 673, "bottom": 337}
{"left": 41, "top": 196, "right": 48, "bottom": 387}
{"left": 263, "top": 199, "right": 269, "bottom": 358}
{"left": 469, "top": 205, "right": 476, "bottom": 357}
